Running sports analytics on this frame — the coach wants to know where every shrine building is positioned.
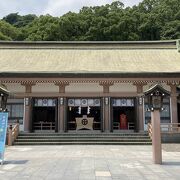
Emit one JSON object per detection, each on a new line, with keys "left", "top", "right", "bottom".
{"left": 0, "top": 40, "right": 180, "bottom": 133}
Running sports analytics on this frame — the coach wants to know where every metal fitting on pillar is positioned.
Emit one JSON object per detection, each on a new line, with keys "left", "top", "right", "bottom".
{"left": 59, "top": 97, "right": 64, "bottom": 105}
{"left": 25, "top": 98, "right": 29, "bottom": 106}
{"left": 105, "top": 97, "right": 108, "bottom": 105}
{"left": 139, "top": 97, "right": 143, "bottom": 105}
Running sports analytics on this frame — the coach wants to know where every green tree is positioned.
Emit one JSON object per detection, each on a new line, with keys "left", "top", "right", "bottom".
{"left": 161, "top": 20, "right": 180, "bottom": 39}
{"left": 0, "top": 0, "right": 180, "bottom": 41}
{"left": 24, "top": 15, "right": 59, "bottom": 41}
{"left": 0, "top": 32, "right": 11, "bottom": 40}
{"left": 0, "top": 20, "right": 22, "bottom": 40}
{"left": 3, "top": 13, "right": 37, "bottom": 27}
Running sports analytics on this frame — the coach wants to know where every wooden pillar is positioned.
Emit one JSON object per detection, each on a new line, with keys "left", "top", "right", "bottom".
{"left": 55, "top": 81, "right": 69, "bottom": 94}
{"left": 21, "top": 82, "right": 35, "bottom": 132}
{"left": 58, "top": 97, "right": 65, "bottom": 132}
{"left": 8, "top": 125, "right": 13, "bottom": 146}
{"left": 101, "top": 98, "right": 105, "bottom": 132}
{"left": 104, "top": 97, "right": 110, "bottom": 132}
{"left": 21, "top": 82, "right": 36, "bottom": 93}
{"left": 169, "top": 83, "right": 178, "bottom": 123}
{"left": 99, "top": 81, "right": 113, "bottom": 132}
{"left": 24, "top": 97, "right": 32, "bottom": 132}
{"left": 151, "top": 110, "right": 162, "bottom": 164}
{"left": 55, "top": 82, "right": 69, "bottom": 132}
{"left": 64, "top": 98, "right": 68, "bottom": 132}
{"left": 133, "top": 82, "right": 147, "bottom": 132}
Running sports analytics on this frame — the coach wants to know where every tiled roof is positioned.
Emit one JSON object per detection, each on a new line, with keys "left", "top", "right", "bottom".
{"left": 0, "top": 40, "right": 179, "bottom": 75}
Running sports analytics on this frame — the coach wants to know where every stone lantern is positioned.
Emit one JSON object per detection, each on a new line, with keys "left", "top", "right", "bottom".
{"left": 144, "top": 84, "right": 170, "bottom": 164}
{"left": 0, "top": 84, "right": 9, "bottom": 112}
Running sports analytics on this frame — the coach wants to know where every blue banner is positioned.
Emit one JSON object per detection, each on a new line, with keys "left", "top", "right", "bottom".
{"left": 0, "top": 112, "right": 8, "bottom": 165}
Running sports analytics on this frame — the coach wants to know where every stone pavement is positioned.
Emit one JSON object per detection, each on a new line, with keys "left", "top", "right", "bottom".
{"left": 0, "top": 145, "right": 180, "bottom": 180}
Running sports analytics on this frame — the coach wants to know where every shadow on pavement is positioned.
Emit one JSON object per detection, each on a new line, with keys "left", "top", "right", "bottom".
{"left": 162, "top": 162, "right": 180, "bottom": 166}
{"left": 3, "top": 160, "right": 28, "bottom": 165}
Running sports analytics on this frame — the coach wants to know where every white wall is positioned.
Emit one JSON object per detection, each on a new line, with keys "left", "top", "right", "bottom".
{"left": 66, "top": 83, "right": 103, "bottom": 92}
{"left": 4, "top": 82, "right": 171, "bottom": 94}
{"left": 7, "top": 99, "right": 24, "bottom": 103}
{"left": 5, "top": 83, "right": 25, "bottom": 93}
{"left": 110, "top": 83, "right": 136, "bottom": 92}
{"left": 32, "top": 83, "right": 59, "bottom": 92}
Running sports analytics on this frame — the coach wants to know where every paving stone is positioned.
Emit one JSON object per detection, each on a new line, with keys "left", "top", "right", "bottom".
{"left": 95, "top": 171, "right": 111, "bottom": 177}
{"left": 96, "top": 177, "right": 112, "bottom": 180}
{"left": 0, "top": 145, "right": 179, "bottom": 179}
{"left": 79, "top": 174, "right": 96, "bottom": 180}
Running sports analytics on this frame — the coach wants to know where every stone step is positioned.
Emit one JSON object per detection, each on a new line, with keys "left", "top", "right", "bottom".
{"left": 15, "top": 138, "right": 151, "bottom": 142}
{"left": 13, "top": 141, "right": 152, "bottom": 145}
{"left": 14, "top": 132, "right": 151, "bottom": 146}
{"left": 18, "top": 133, "right": 148, "bottom": 137}
{"left": 17, "top": 136, "right": 150, "bottom": 139}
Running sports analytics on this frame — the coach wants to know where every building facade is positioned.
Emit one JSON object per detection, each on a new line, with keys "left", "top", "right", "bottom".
{"left": 0, "top": 40, "right": 180, "bottom": 133}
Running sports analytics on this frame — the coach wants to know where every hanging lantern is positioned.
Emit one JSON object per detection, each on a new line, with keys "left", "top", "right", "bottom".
{"left": 0, "top": 84, "right": 9, "bottom": 112}
{"left": 144, "top": 84, "right": 170, "bottom": 111}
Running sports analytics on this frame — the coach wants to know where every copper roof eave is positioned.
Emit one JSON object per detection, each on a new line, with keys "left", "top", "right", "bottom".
{"left": 0, "top": 40, "right": 176, "bottom": 44}
{"left": 1, "top": 72, "right": 180, "bottom": 78}
{"left": 144, "top": 84, "right": 170, "bottom": 95}
{"left": 0, "top": 84, "right": 10, "bottom": 94}
{"left": 0, "top": 40, "right": 178, "bottom": 49}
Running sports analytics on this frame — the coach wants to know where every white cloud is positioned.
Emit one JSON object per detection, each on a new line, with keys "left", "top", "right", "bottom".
{"left": 123, "top": 0, "right": 142, "bottom": 7}
{"left": 42, "top": 0, "right": 142, "bottom": 16}
{"left": 0, "top": 0, "right": 48, "bottom": 18}
{"left": 0, "top": 0, "right": 142, "bottom": 18}
{"left": 42, "top": 0, "right": 113, "bottom": 16}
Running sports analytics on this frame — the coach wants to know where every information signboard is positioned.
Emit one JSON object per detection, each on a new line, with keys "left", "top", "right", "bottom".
{"left": 0, "top": 112, "right": 8, "bottom": 165}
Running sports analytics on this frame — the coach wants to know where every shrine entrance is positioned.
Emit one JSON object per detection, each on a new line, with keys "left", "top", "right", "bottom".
{"left": 178, "top": 101, "right": 180, "bottom": 123}
{"left": 32, "top": 98, "right": 58, "bottom": 132}
{"left": 111, "top": 98, "right": 136, "bottom": 131}
{"left": 67, "top": 98, "right": 102, "bottom": 131}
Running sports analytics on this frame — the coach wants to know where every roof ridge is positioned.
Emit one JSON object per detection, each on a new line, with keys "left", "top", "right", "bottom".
{"left": 0, "top": 40, "right": 177, "bottom": 44}
{"left": 0, "top": 40, "right": 178, "bottom": 50}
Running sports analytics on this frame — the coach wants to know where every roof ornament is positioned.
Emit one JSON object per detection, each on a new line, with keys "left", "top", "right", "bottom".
{"left": 0, "top": 84, "right": 9, "bottom": 94}
{"left": 148, "top": 82, "right": 162, "bottom": 89}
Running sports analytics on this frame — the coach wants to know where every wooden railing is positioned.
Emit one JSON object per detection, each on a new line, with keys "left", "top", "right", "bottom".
{"left": 160, "top": 123, "right": 180, "bottom": 133}
{"left": 128, "top": 122, "right": 135, "bottom": 130}
{"left": 147, "top": 123, "right": 152, "bottom": 140}
{"left": 33, "top": 122, "right": 55, "bottom": 131}
{"left": 7, "top": 120, "right": 20, "bottom": 146}
{"left": 147, "top": 122, "right": 180, "bottom": 139}
{"left": 113, "top": 122, "right": 135, "bottom": 130}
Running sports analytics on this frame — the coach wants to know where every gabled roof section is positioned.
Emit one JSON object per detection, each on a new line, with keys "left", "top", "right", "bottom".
{"left": 144, "top": 84, "right": 170, "bottom": 96}
{"left": 0, "top": 40, "right": 180, "bottom": 78}
{"left": 0, "top": 84, "right": 9, "bottom": 95}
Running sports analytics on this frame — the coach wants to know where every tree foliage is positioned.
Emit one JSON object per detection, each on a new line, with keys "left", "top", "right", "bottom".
{"left": 3, "top": 13, "right": 37, "bottom": 27}
{"left": 0, "top": 0, "right": 179, "bottom": 41}
{"left": 0, "top": 20, "right": 22, "bottom": 40}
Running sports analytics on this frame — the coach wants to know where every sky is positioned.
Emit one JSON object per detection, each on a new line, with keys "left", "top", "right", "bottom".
{"left": 0, "top": 0, "right": 142, "bottom": 18}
